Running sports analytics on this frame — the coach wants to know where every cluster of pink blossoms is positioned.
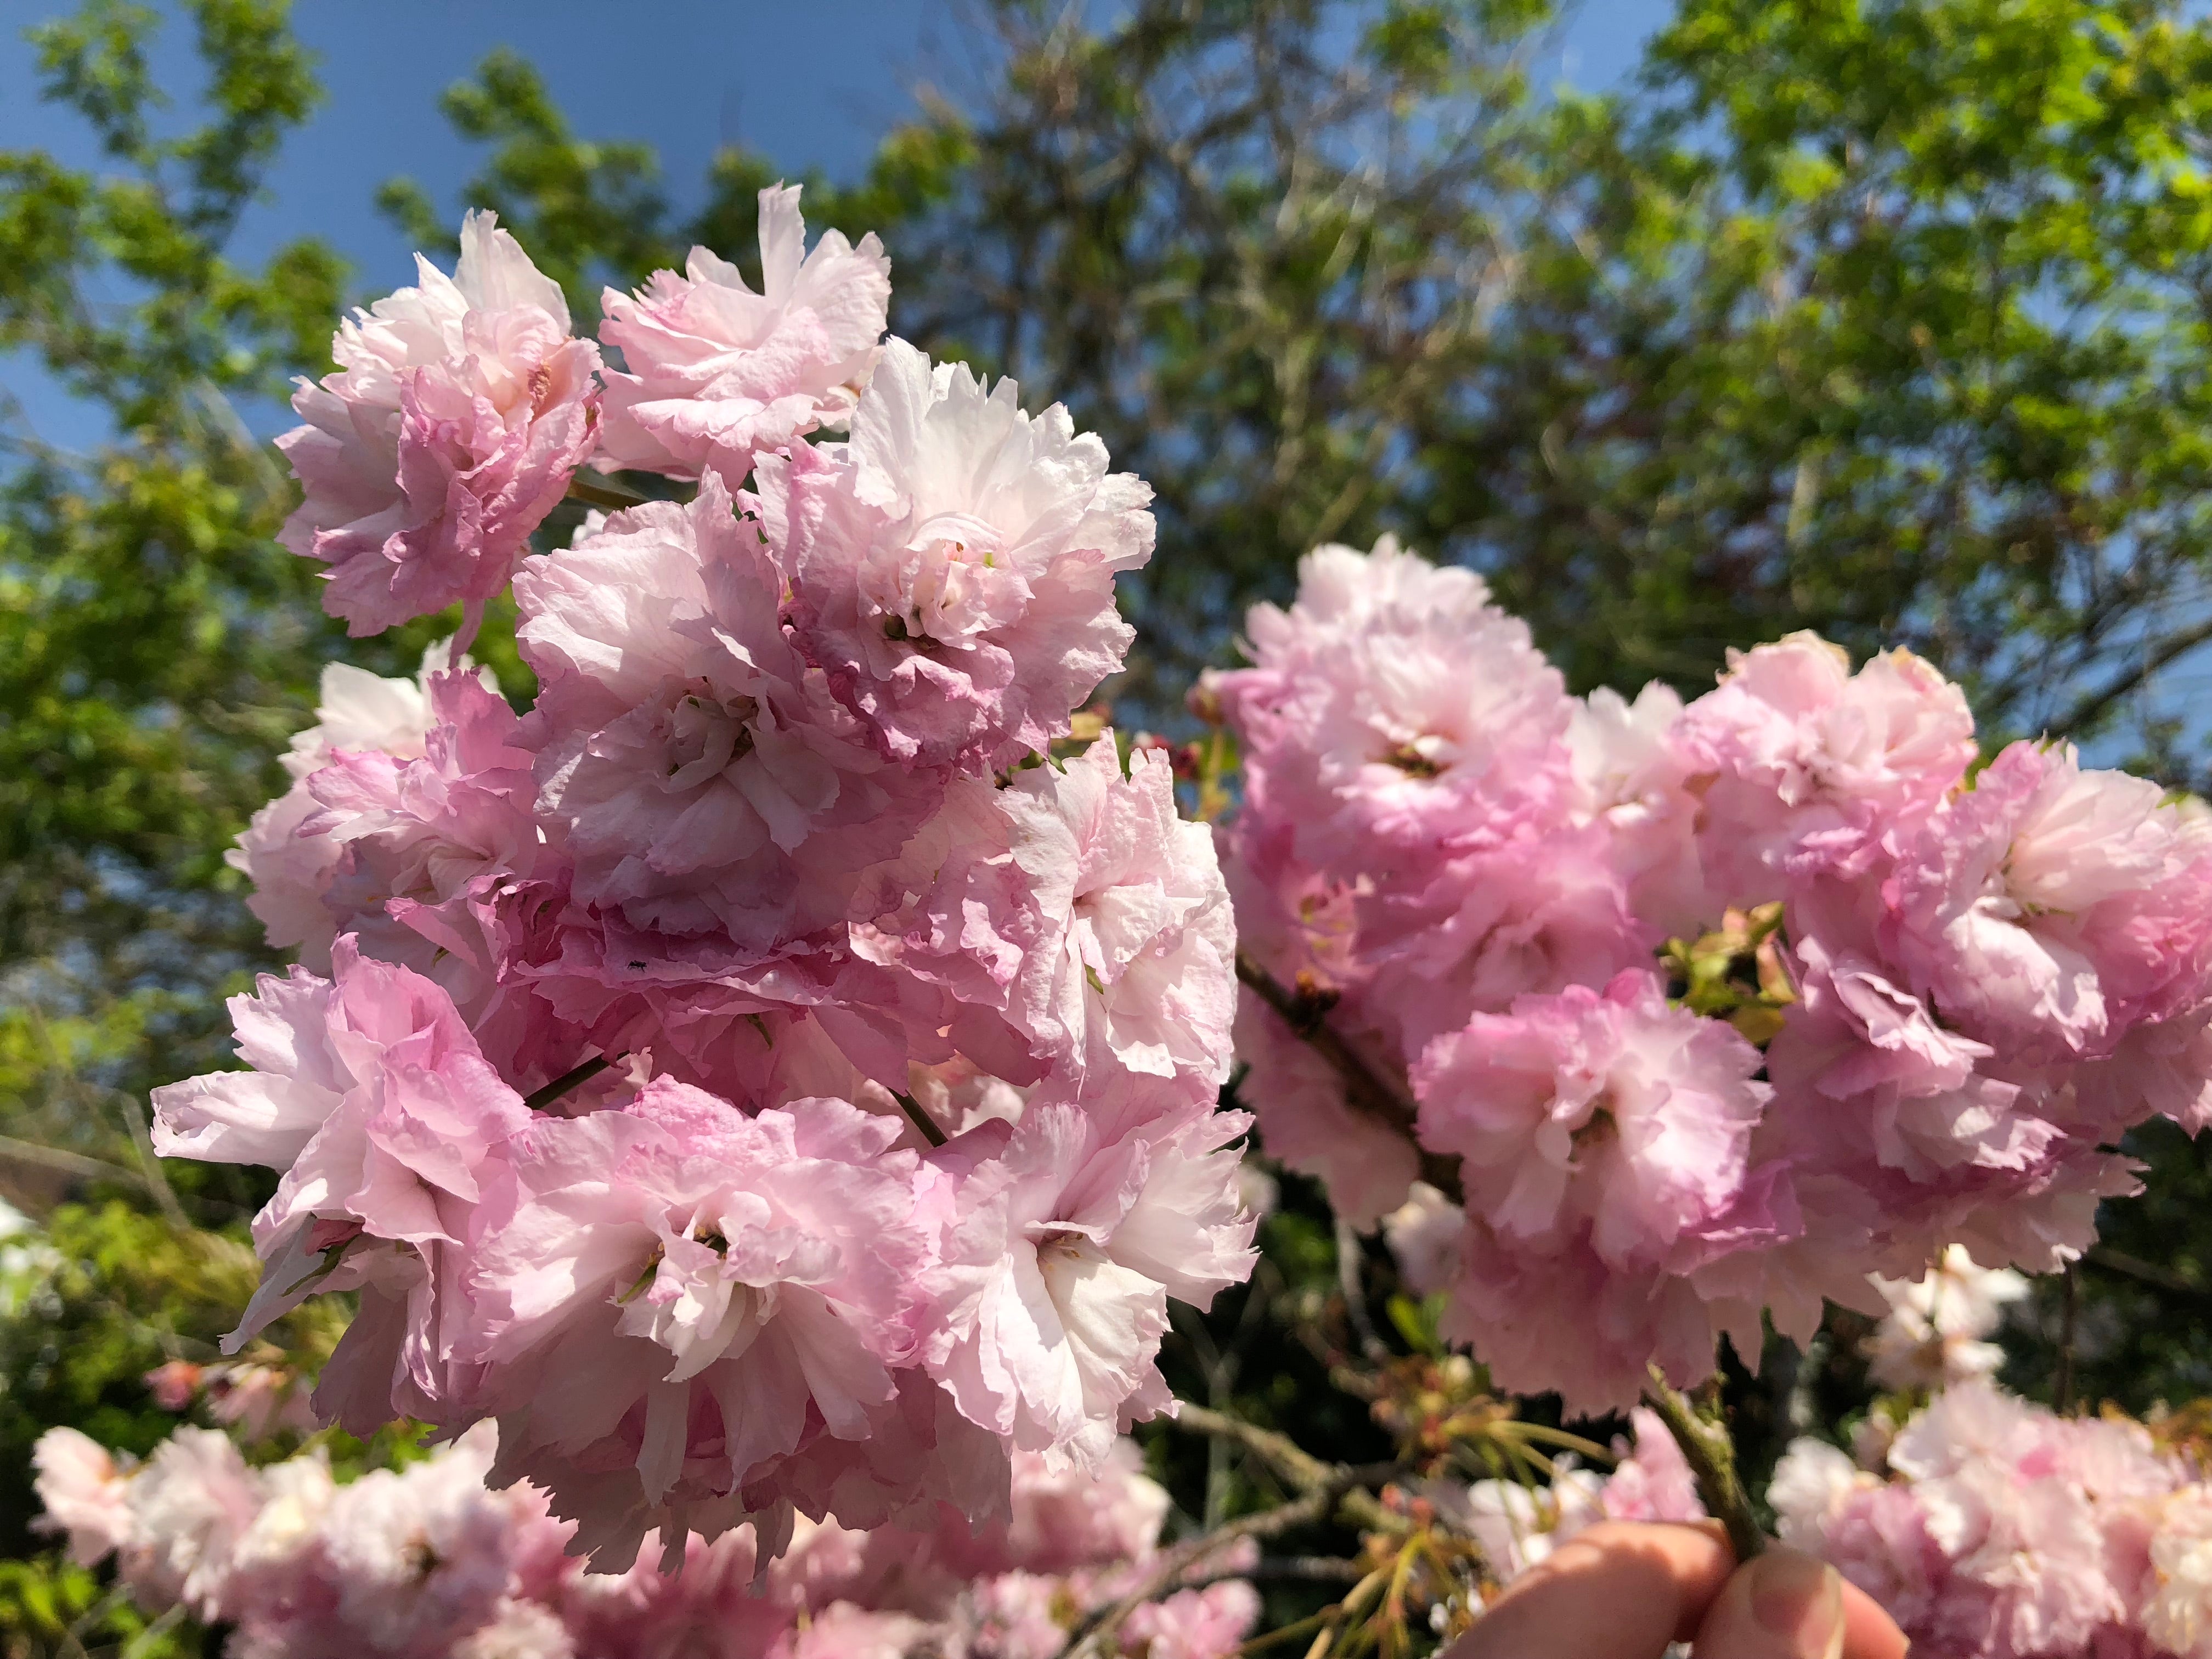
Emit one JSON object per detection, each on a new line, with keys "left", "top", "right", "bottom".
{"left": 164, "top": 191, "right": 1254, "bottom": 1568}
{"left": 33, "top": 1424, "right": 1259, "bottom": 1659}
{"left": 1772, "top": 1384, "right": 2212, "bottom": 1658}
{"left": 1214, "top": 538, "right": 2212, "bottom": 1410}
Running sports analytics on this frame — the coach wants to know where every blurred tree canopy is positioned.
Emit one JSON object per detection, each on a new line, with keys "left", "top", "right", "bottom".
{"left": 10, "top": 0, "right": 2212, "bottom": 1646}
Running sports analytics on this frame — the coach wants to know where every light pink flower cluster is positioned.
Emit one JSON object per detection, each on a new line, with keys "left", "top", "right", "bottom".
{"left": 1212, "top": 538, "right": 2212, "bottom": 1410}
{"left": 177, "top": 206, "right": 1252, "bottom": 1570}
{"left": 1863, "top": 1246, "right": 2030, "bottom": 1394}
{"left": 278, "top": 186, "right": 893, "bottom": 642}
{"left": 33, "top": 1425, "right": 1256, "bottom": 1659}
{"left": 1769, "top": 1382, "right": 2212, "bottom": 1658}
{"left": 279, "top": 213, "right": 602, "bottom": 642}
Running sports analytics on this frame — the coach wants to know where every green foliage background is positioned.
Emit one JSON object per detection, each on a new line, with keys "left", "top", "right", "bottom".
{"left": 8, "top": 0, "right": 2212, "bottom": 1651}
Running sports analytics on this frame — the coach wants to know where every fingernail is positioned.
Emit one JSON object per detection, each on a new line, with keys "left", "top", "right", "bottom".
{"left": 1748, "top": 1549, "right": 1844, "bottom": 1657}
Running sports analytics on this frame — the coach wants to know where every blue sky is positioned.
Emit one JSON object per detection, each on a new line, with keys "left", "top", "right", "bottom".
{"left": 2, "top": 0, "right": 1669, "bottom": 284}
{"left": 0, "top": 0, "right": 1669, "bottom": 446}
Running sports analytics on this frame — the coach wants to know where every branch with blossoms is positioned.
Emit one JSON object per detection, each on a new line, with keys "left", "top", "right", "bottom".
{"left": 34, "top": 165, "right": 2212, "bottom": 1659}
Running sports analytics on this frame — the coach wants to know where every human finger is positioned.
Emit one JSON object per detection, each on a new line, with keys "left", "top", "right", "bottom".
{"left": 1445, "top": 1519, "right": 1736, "bottom": 1659}
{"left": 1689, "top": 1545, "right": 1910, "bottom": 1659}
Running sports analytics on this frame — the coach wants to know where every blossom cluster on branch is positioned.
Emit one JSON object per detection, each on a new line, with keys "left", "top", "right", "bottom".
{"left": 31, "top": 1423, "right": 1257, "bottom": 1659}
{"left": 1212, "top": 538, "right": 2212, "bottom": 1409}
{"left": 1773, "top": 1384, "right": 2212, "bottom": 1659}
{"left": 108, "top": 166, "right": 2212, "bottom": 1658}
{"left": 157, "top": 192, "right": 1255, "bottom": 1570}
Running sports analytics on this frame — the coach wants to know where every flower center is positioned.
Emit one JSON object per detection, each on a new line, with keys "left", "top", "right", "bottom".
{"left": 660, "top": 685, "right": 759, "bottom": 791}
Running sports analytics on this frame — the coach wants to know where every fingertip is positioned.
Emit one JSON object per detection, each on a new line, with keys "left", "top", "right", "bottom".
{"left": 1693, "top": 1547, "right": 1844, "bottom": 1658}
{"left": 1839, "top": 1579, "right": 1911, "bottom": 1659}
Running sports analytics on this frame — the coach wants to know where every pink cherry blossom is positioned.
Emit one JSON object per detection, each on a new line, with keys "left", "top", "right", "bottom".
{"left": 31, "top": 1427, "right": 134, "bottom": 1567}
{"left": 1864, "top": 1246, "right": 2029, "bottom": 1393}
{"left": 1413, "top": 970, "right": 1771, "bottom": 1269}
{"left": 1775, "top": 1384, "right": 2192, "bottom": 1659}
{"left": 598, "top": 184, "right": 890, "bottom": 488}
{"left": 929, "top": 1103, "right": 1256, "bottom": 1467}
{"left": 1676, "top": 632, "right": 1977, "bottom": 898}
{"left": 1564, "top": 681, "right": 1716, "bottom": 936}
{"left": 229, "top": 647, "right": 465, "bottom": 971}
{"left": 278, "top": 212, "right": 601, "bottom": 640}
{"left": 119, "top": 1426, "right": 267, "bottom": 1619}
{"left": 1890, "top": 740, "right": 2212, "bottom": 1063}
{"left": 1205, "top": 537, "right": 1573, "bottom": 882}
{"left": 1353, "top": 819, "right": 1656, "bottom": 1057}
{"left": 1120, "top": 1580, "right": 1263, "bottom": 1659}
{"left": 149, "top": 938, "right": 531, "bottom": 1436}
{"left": 766, "top": 338, "right": 1154, "bottom": 772}
{"left": 459, "top": 1082, "right": 932, "bottom": 1568}
{"left": 517, "top": 475, "right": 932, "bottom": 951}
{"left": 1235, "top": 990, "right": 1418, "bottom": 1228}
{"left": 298, "top": 665, "right": 541, "bottom": 977}
{"left": 314, "top": 1427, "right": 522, "bottom": 1655}
{"left": 998, "top": 735, "right": 1236, "bottom": 1109}
{"left": 1600, "top": 1407, "right": 1709, "bottom": 1523}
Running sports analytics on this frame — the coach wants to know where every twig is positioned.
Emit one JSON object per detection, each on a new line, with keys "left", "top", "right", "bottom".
{"left": 0, "top": 1135, "right": 151, "bottom": 1192}
{"left": 1172, "top": 1402, "right": 1339, "bottom": 1493}
{"left": 2085, "top": 1244, "right": 2212, "bottom": 1306}
{"left": 1234, "top": 953, "right": 1463, "bottom": 1203}
{"left": 114, "top": 1090, "right": 188, "bottom": 1229}
{"left": 892, "top": 1091, "right": 949, "bottom": 1149}
{"left": 1640, "top": 1365, "right": 1764, "bottom": 1565}
{"left": 2056, "top": 1263, "right": 2079, "bottom": 1413}
{"left": 1166, "top": 1402, "right": 1410, "bottom": 1543}
{"left": 1335, "top": 1216, "right": 1391, "bottom": 1364}
{"left": 1243, "top": 1556, "right": 1369, "bottom": 1585}
{"left": 523, "top": 1054, "right": 614, "bottom": 1113}
{"left": 1068, "top": 1485, "right": 1340, "bottom": 1658}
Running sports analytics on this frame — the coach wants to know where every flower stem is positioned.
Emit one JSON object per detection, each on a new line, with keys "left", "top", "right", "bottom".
{"left": 523, "top": 1054, "right": 613, "bottom": 1113}
{"left": 566, "top": 471, "right": 650, "bottom": 512}
{"left": 892, "top": 1090, "right": 949, "bottom": 1148}
{"left": 1641, "top": 1364, "right": 1764, "bottom": 1564}
{"left": 1233, "top": 952, "right": 1463, "bottom": 1203}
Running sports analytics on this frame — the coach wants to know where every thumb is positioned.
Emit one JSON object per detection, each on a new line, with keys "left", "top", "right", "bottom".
{"left": 1691, "top": 1549, "right": 1845, "bottom": 1659}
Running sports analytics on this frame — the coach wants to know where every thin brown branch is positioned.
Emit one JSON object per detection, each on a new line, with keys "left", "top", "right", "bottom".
{"left": 2054, "top": 612, "right": 2212, "bottom": 737}
{"left": 1066, "top": 1485, "right": 1339, "bottom": 1659}
{"left": 0, "top": 1135, "right": 151, "bottom": 1192}
{"left": 2086, "top": 1243, "right": 2212, "bottom": 1305}
{"left": 115, "top": 1090, "right": 188, "bottom": 1229}
{"left": 1171, "top": 1402, "right": 1338, "bottom": 1493}
{"left": 1234, "top": 953, "right": 1463, "bottom": 1203}
{"left": 892, "top": 1091, "right": 950, "bottom": 1149}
